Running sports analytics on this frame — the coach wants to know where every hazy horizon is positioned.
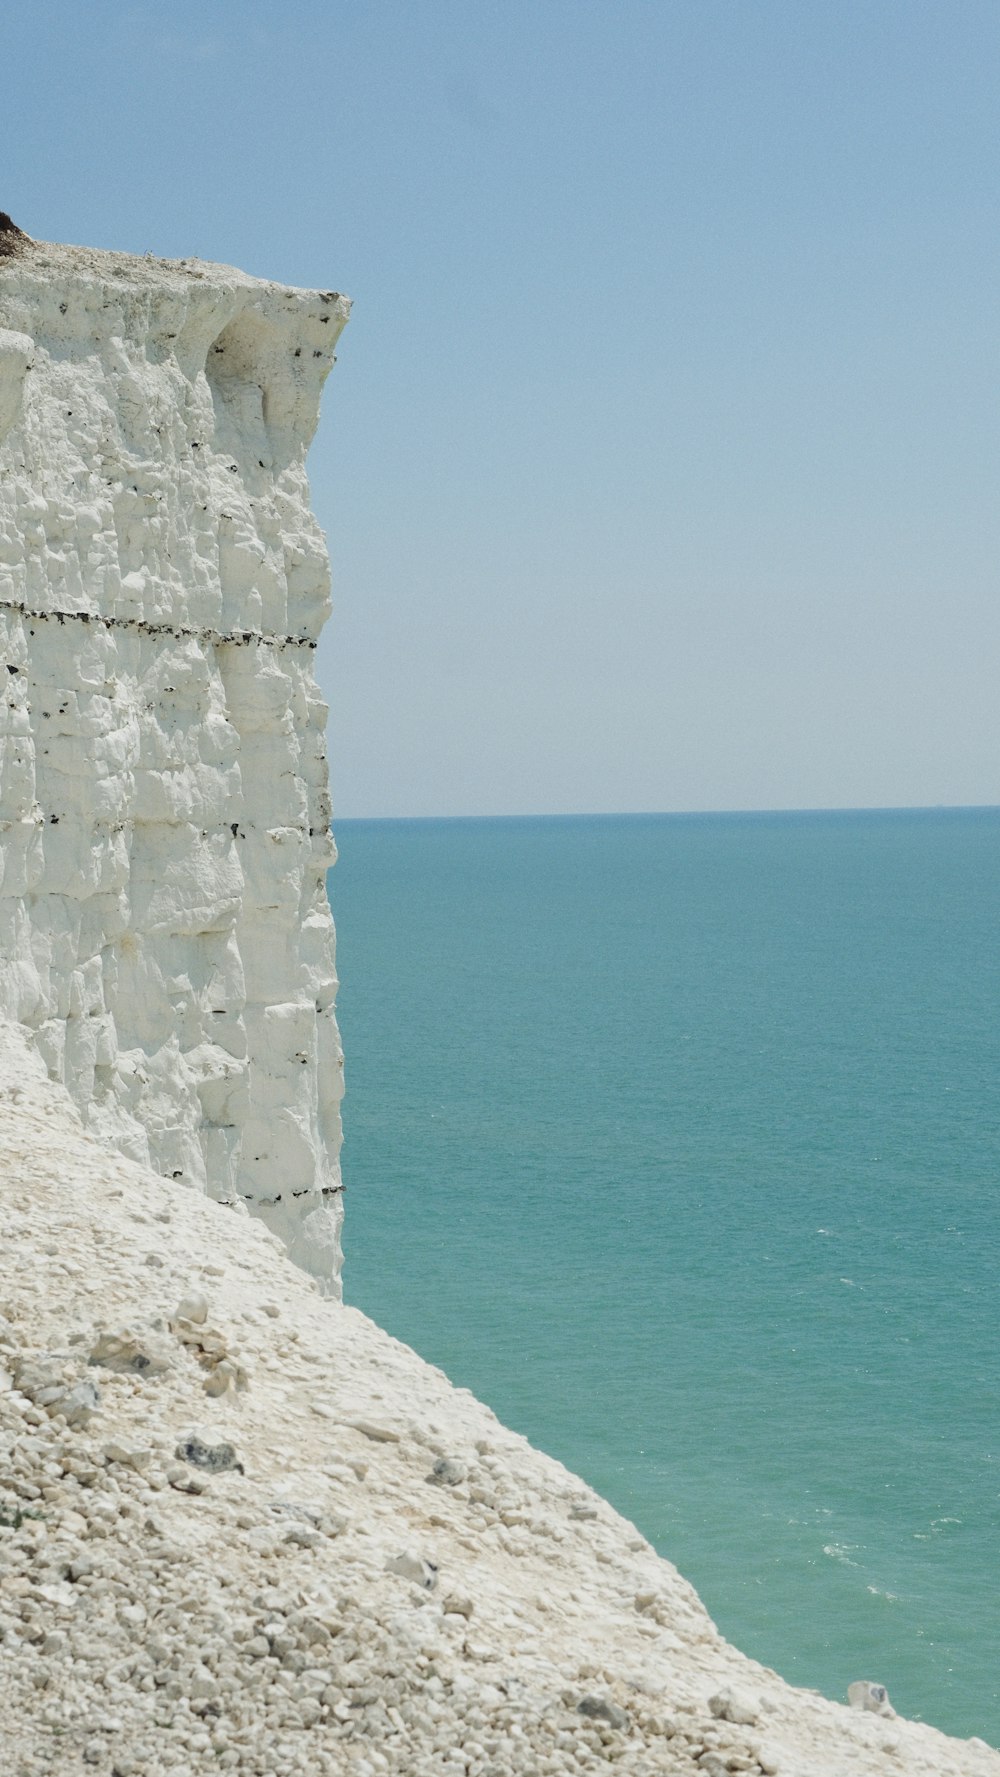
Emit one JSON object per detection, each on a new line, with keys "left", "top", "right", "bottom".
{"left": 8, "top": 0, "right": 998, "bottom": 819}
{"left": 334, "top": 801, "right": 1000, "bottom": 823}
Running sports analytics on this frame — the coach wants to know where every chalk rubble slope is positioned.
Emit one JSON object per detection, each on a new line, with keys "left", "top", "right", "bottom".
{"left": 0, "top": 1024, "right": 995, "bottom": 1777}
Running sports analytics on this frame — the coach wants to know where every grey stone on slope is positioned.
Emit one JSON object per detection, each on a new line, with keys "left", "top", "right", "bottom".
{"left": 174, "top": 1436, "right": 243, "bottom": 1473}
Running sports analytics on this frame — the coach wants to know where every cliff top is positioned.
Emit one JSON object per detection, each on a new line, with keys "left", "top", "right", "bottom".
{"left": 0, "top": 217, "right": 351, "bottom": 476}
{"left": 0, "top": 211, "right": 347, "bottom": 309}
{"left": 0, "top": 212, "right": 31, "bottom": 258}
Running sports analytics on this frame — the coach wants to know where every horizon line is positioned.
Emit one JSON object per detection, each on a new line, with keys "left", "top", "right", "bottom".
{"left": 334, "top": 801, "right": 1000, "bottom": 826}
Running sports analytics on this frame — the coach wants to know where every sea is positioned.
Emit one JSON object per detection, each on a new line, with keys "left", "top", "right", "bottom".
{"left": 328, "top": 808, "right": 1000, "bottom": 1745}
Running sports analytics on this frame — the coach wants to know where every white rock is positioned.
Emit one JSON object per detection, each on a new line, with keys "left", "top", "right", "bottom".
{"left": 173, "top": 1294, "right": 210, "bottom": 1327}
{"left": 426, "top": 1457, "right": 467, "bottom": 1487}
{"left": 345, "top": 1416, "right": 401, "bottom": 1444}
{"left": 385, "top": 1551, "right": 439, "bottom": 1591}
{"left": 88, "top": 1328, "right": 173, "bottom": 1376}
{"left": 442, "top": 1593, "right": 474, "bottom": 1618}
{"left": 0, "top": 234, "right": 350, "bottom": 1296}
{"left": 847, "top": 1680, "right": 895, "bottom": 1717}
{"left": 102, "top": 1442, "right": 152, "bottom": 1472}
{"left": 709, "top": 1684, "right": 760, "bottom": 1726}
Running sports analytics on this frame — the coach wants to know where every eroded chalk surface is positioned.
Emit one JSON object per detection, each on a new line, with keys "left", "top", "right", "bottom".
{"left": 0, "top": 1024, "right": 997, "bottom": 1777}
{"left": 0, "top": 235, "right": 350, "bottom": 1290}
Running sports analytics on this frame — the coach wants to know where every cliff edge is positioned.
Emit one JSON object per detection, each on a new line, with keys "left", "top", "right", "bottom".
{"left": 0, "top": 228, "right": 349, "bottom": 1290}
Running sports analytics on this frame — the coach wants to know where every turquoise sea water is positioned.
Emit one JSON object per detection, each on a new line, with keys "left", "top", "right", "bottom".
{"left": 330, "top": 810, "right": 1000, "bottom": 1744}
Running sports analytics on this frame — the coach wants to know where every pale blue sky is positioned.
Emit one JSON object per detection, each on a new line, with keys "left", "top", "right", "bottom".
{"left": 8, "top": 1, "right": 999, "bottom": 814}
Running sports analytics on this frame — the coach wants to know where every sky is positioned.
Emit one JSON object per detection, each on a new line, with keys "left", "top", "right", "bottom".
{"left": 6, "top": 0, "right": 999, "bottom": 816}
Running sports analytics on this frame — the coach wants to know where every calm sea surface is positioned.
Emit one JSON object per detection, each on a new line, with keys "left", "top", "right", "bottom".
{"left": 329, "top": 810, "right": 1000, "bottom": 1743}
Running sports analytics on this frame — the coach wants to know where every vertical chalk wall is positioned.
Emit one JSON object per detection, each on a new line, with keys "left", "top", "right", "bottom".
{"left": 0, "top": 238, "right": 350, "bottom": 1293}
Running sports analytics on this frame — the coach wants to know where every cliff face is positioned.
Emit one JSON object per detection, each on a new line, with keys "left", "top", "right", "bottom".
{"left": 0, "top": 234, "right": 350, "bottom": 1292}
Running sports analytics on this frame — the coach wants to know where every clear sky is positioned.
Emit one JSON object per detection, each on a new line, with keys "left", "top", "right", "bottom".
{"left": 7, "top": 1, "right": 999, "bottom": 815}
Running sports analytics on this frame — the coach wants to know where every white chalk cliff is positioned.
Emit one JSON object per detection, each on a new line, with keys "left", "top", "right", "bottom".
{"left": 0, "top": 221, "right": 348, "bottom": 1291}
{"left": 0, "top": 228, "right": 996, "bottom": 1776}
